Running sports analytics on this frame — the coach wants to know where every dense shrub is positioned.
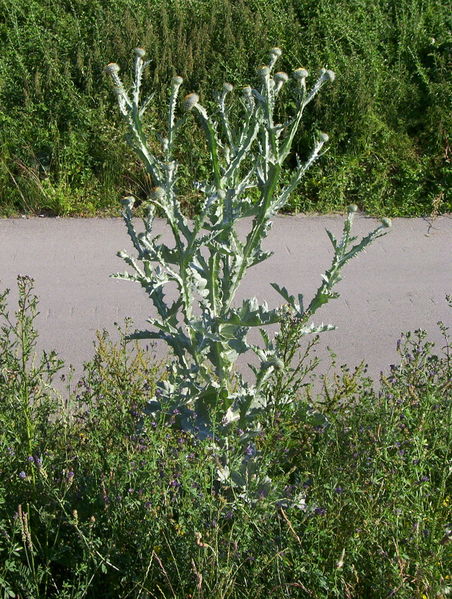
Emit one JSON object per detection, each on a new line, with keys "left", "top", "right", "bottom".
{"left": 0, "top": 0, "right": 450, "bottom": 216}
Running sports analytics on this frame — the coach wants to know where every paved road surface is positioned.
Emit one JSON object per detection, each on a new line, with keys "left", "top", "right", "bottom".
{"left": 0, "top": 215, "right": 450, "bottom": 390}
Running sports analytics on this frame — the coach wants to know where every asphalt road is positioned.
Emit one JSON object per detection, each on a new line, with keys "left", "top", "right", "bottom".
{"left": 0, "top": 214, "right": 450, "bottom": 389}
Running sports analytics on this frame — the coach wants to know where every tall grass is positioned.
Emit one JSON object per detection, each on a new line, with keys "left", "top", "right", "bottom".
{"left": 0, "top": 0, "right": 450, "bottom": 216}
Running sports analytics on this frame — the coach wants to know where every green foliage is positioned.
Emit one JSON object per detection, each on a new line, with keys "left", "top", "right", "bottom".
{"left": 0, "top": 0, "right": 450, "bottom": 216}
{"left": 0, "top": 277, "right": 450, "bottom": 597}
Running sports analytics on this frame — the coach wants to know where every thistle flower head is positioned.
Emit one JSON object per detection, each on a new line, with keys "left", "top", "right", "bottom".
{"left": 293, "top": 67, "right": 309, "bottom": 81}
{"left": 223, "top": 82, "right": 234, "bottom": 93}
{"left": 274, "top": 71, "right": 289, "bottom": 84}
{"left": 318, "top": 132, "right": 329, "bottom": 143}
{"left": 323, "top": 69, "right": 336, "bottom": 82}
{"left": 257, "top": 65, "right": 271, "bottom": 79}
{"left": 381, "top": 217, "right": 392, "bottom": 228}
{"left": 269, "top": 47, "right": 282, "bottom": 58}
{"left": 171, "top": 75, "right": 183, "bottom": 87}
{"left": 150, "top": 187, "right": 165, "bottom": 201}
{"left": 134, "top": 47, "right": 146, "bottom": 58}
{"left": 348, "top": 204, "right": 358, "bottom": 213}
{"left": 105, "top": 62, "right": 120, "bottom": 75}
{"left": 242, "top": 85, "right": 253, "bottom": 97}
{"left": 120, "top": 196, "right": 135, "bottom": 209}
{"left": 183, "top": 93, "right": 199, "bottom": 111}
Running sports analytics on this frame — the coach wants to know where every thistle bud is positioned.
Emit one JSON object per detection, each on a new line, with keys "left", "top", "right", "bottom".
{"left": 318, "top": 132, "right": 329, "bottom": 143}
{"left": 120, "top": 196, "right": 135, "bottom": 209}
{"left": 270, "top": 47, "right": 282, "bottom": 58}
{"left": 171, "top": 75, "right": 183, "bottom": 87}
{"left": 105, "top": 62, "right": 120, "bottom": 75}
{"left": 323, "top": 69, "right": 336, "bottom": 82}
{"left": 293, "top": 67, "right": 308, "bottom": 81}
{"left": 257, "top": 65, "right": 271, "bottom": 79}
{"left": 183, "top": 93, "right": 199, "bottom": 111}
{"left": 150, "top": 187, "right": 165, "bottom": 201}
{"left": 348, "top": 204, "right": 358, "bottom": 213}
{"left": 274, "top": 71, "right": 289, "bottom": 84}
{"left": 381, "top": 217, "right": 392, "bottom": 228}
{"left": 242, "top": 85, "right": 253, "bottom": 97}
{"left": 134, "top": 47, "right": 146, "bottom": 58}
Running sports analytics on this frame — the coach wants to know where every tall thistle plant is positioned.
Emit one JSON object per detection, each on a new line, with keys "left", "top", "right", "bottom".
{"left": 106, "top": 47, "right": 391, "bottom": 436}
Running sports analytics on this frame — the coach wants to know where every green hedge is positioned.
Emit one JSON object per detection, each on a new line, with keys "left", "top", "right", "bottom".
{"left": 0, "top": 0, "right": 450, "bottom": 216}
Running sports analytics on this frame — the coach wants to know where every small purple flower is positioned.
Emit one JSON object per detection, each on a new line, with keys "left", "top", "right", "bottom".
{"left": 27, "top": 456, "right": 34, "bottom": 462}
{"left": 245, "top": 444, "right": 255, "bottom": 457}
{"left": 314, "top": 507, "right": 326, "bottom": 516}
{"left": 67, "top": 471, "right": 75, "bottom": 480}
{"left": 334, "top": 486, "right": 344, "bottom": 494}
{"left": 170, "top": 479, "right": 181, "bottom": 488}
{"left": 18, "top": 471, "right": 27, "bottom": 480}
{"left": 418, "top": 476, "right": 429, "bottom": 483}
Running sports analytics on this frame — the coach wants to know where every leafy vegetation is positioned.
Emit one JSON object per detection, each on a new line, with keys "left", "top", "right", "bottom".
{"left": 0, "top": 0, "right": 450, "bottom": 217}
{"left": 0, "top": 276, "right": 450, "bottom": 598}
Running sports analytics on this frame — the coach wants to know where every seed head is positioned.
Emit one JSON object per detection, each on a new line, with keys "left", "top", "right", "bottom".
{"left": 318, "top": 132, "right": 329, "bottom": 143}
{"left": 105, "top": 62, "right": 120, "bottom": 75}
{"left": 242, "top": 85, "right": 253, "bottom": 97}
{"left": 223, "top": 82, "right": 234, "bottom": 93}
{"left": 183, "top": 93, "right": 199, "bottom": 111}
{"left": 134, "top": 47, "right": 146, "bottom": 58}
{"left": 293, "top": 68, "right": 309, "bottom": 81}
{"left": 270, "top": 47, "right": 282, "bottom": 58}
{"left": 381, "top": 217, "right": 392, "bottom": 228}
{"left": 348, "top": 204, "right": 358, "bottom": 213}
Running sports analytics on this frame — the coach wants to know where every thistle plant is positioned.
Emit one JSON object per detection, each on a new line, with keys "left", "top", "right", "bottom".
{"left": 106, "top": 47, "right": 391, "bottom": 435}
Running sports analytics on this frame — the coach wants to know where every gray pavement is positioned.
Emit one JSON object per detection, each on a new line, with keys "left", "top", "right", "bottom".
{"left": 0, "top": 214, "right": 450, "bottom": 389}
